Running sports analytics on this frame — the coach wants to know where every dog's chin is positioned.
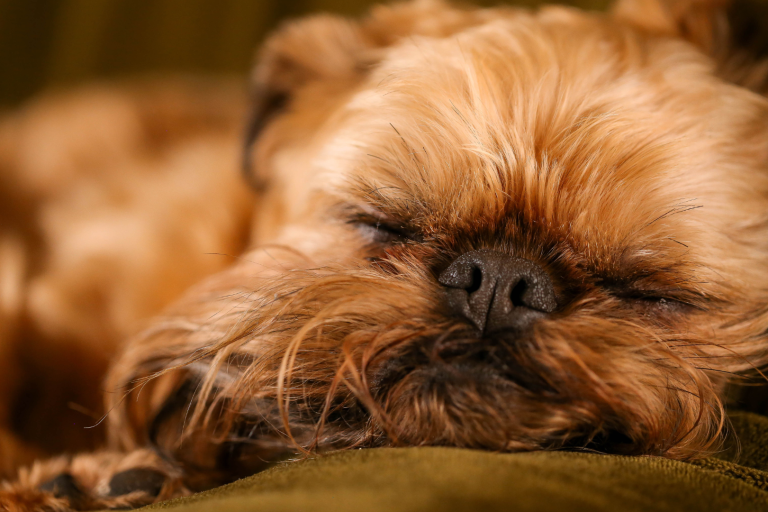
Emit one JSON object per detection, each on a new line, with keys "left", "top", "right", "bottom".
{"left": 371, "top": 328, "right": 551, "bottom": 395}
{"left": 366, "top": 329, "right": 588, "bottom": 451}
{"left": 362, "top": 323, "right": 712, "bottom": 456}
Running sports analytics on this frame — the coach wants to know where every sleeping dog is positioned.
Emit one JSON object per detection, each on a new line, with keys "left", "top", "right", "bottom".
{"left": 3, "top": 0, "right": 768, "bottom": 509}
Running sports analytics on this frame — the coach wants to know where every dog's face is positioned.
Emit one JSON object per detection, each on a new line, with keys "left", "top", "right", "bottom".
{"left": 113, "top": 0, "right": 768, "bottom": 466}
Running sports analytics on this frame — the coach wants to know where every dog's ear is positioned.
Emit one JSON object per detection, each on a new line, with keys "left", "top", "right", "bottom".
{"left": 613, "top": 0, "right": 768, "bottom": 91}
{"left": 241, "top": 14, "right": 367, "bottom": 190}
{"left": 242, "top": 0, "right": 490, "bottom": 189}
{"left": 612, "top": 0, "right": 731, "bottom": 52}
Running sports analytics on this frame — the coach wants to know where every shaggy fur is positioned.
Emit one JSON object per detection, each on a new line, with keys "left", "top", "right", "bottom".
{"left": 3, "top": 0, "right": 768, "bottom": 509}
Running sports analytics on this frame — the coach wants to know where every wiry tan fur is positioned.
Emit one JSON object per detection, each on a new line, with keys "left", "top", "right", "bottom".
{"left": 3, "top": 0, "right": 768, "bottom": 509}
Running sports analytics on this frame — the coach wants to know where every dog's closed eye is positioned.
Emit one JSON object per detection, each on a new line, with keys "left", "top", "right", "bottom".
{"left": 622, "top": 292, "right": 699, "bottom": 318}
{"left": 347, "top": 212, "right": 422, "bottom": 246}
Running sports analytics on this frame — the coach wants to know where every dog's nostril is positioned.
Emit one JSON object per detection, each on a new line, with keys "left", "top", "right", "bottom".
{"left": 510, "top": 279, "right": 528, "bottom": 307}
{"left": 438, "top": 249, "right": 556, "bottom": 334}
{"left": 466, "top": 266, "right": 483, "bottom": 294}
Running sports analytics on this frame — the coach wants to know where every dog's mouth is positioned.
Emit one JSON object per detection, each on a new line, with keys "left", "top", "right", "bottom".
{"left": 359, "top": 324, "right": 672, "bottom": 454}
{"left": 369, "top": 329, "right": 556, "bottom": 399}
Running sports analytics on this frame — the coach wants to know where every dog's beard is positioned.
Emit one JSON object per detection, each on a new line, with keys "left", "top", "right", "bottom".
{"left": 130, "top": 252, "right": 737, "bottom": 469}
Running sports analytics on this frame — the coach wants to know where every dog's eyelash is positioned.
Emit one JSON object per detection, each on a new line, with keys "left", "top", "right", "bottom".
{"left": 623, "top": 293, "right": 699, "bottom": 316}
{"left": 599, "top": 277, "right": 703, "bottom": 313}
{"left": 634, "top": 295, "right": 681, "bottom": 306}
{"left": 347, "top": 213, "right": 420, "bottom": 246}
{"left": 356, "top": 221, "right": 408, "bottom": 245}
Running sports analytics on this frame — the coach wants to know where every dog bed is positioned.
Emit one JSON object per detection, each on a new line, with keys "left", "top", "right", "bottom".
{"left": 142, "top": 411, "right": 768, "bottom": 512}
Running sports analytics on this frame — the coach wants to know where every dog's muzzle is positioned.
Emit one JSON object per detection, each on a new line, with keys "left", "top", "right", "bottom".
{"left": 438, "top": 249, "right": 556, "bottom": 335}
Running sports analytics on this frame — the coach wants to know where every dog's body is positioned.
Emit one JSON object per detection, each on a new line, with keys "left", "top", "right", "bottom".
{"left": 3, "top": 0, "right": 768, "bottom": 509}
{"left": 0, "top": 80, "right": 254, "bottom": 477}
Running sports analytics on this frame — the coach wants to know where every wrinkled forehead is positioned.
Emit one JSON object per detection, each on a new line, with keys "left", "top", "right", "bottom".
{"left": 315, "top": 15, "right": 768, "bottom": 265}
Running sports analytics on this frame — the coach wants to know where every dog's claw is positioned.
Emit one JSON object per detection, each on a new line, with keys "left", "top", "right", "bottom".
{"left": 38, "top": 473, "right": 85, "bottom": 507}
{"left": 108, "top": 468, "right": 166, "bottom": 498}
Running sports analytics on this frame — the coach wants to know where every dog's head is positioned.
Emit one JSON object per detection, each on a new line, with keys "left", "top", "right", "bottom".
{"left": 113, "top": 0, "right": 768, "bottom": 468}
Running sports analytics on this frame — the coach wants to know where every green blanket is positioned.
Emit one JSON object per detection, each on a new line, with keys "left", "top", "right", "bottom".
{"left": 143, "top": 412, "right": 768, "bottom": 512}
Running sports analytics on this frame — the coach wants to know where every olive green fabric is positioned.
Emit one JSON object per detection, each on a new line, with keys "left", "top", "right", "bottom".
{"left": 140, "top": 412, "right": 768, "bottom": 512}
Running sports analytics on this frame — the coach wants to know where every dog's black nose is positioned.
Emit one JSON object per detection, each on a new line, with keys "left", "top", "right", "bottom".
{"left": 438, "top": 249, "right": 556, "bottom": 334}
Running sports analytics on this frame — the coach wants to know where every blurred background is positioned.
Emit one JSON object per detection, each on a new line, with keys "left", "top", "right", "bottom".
{"left": 0, "top": 0, "right": 610, "bottom": 110}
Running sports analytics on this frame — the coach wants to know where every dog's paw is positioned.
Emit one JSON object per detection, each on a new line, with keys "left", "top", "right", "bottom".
{"left": 0, "top": 487, "right": 70, "bottom": 512}
{"left": 0, "top": 450, "right": 187, "bottom": 511}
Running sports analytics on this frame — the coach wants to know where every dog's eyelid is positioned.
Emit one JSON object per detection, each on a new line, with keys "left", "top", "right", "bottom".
{"left": 619, "top": 289, "right": 693, "bottom": 301}
{"left": 344, "top": 211, "right": 421, "bottom": 246}
{"left": 614, "top": 288, "right": 706, "bottom": 313}
{"left": 595, "top": 273, "right": 695, "bottom": 299}
{"left": 602, "top": 279, "right": 704, "bottom": 305}
{"left": 341, "top": 203, "right": 422, "bottom": 242}
{"left": 339, "top": 200, "right": 395, "bottom": 222}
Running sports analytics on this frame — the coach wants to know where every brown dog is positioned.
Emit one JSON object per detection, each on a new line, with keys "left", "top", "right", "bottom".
{"left": 3, "top": 0, "right": 768, "bottom": 509}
